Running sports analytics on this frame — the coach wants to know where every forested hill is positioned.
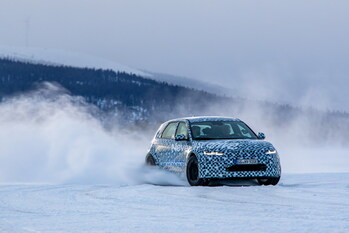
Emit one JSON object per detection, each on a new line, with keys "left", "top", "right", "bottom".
{"left": 1, "top": 58, "right": 348, "bottom": 145}
{"left": 0, "top": 58, "right": 226, "bottom": 123}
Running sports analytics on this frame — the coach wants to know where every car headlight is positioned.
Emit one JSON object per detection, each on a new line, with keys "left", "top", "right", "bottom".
{"left": 265, "top": 150, "right": 277, "bottom": 155}
{"left": 204, "top": 151, "right": 224, "bottom": 156}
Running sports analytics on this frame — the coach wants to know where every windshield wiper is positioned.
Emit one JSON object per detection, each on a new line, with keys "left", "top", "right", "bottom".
{"left": 194, "top": 137, "right": 235, "bottom": 140}
{"left": 194, "top": 137, "right": 216, "bottom": 140}
{"left": 194, "top": 137, "right": 254, "bottom": 140}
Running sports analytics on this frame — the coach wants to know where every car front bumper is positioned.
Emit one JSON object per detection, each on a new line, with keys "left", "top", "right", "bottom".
{"left": 198, "top": 154, "right": 281, "bottom": 179}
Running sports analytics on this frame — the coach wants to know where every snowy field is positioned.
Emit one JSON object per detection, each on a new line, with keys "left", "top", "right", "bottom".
{"left": 0, "top": 88, "right": 348, "bottom": 233}
{"left": 1, "top": 173, "right": 348, "bottom": 233}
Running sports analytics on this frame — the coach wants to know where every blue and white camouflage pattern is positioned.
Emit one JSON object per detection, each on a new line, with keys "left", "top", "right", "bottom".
{"left": 148, "top": 116, "right": 281, "bottom": 179}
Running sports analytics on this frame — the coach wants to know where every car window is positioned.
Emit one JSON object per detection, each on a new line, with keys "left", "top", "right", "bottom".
{"left": 161, "top": 122, "right": 178, "bottom": 139}
{"left": 175, "top": 122, "right": 188, "bottom": 139}
{"left": 190, "top": 121, "right": 257, "bottom": 140}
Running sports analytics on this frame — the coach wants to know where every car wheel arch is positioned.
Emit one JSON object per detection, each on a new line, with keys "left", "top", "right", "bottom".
{"left": 145, "top": 153, "right": 157, "bottom": 165}
{"left": 186, "top": 152, "right": 203, "bottom": 172}
{"left": 186, "top": 152, "right": 198, "bottom": 163}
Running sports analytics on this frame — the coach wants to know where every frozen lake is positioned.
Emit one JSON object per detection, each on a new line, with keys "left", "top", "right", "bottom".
{"left": 0, "top": 173, "right": 348, "bottom": 233}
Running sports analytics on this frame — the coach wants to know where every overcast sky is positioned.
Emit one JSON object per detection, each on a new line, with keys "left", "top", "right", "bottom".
{"left": 1, "top": 0, "right": 349, "bottom": 111}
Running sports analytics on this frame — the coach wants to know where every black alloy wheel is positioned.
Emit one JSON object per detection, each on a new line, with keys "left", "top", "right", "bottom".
{"left": 186, "top": 156, "right": 209, "bottom": 186}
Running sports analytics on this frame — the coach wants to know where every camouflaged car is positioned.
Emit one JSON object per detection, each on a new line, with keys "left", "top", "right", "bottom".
{"left": 146, "top": 117, "right": 281, "bottom": 186}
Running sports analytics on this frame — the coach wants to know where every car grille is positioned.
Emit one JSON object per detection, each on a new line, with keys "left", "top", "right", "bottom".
{"left": 226, "top": 164, "right": 267, "bottom": 172}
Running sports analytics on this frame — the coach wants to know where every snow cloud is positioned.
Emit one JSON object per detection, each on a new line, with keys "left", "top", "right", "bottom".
{"left": 0, "top": 83, "right": 183, "bottom": 185}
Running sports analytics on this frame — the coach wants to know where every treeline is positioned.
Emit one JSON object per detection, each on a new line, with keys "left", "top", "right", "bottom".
{"left": 0, "top": 58, "right": 224, "bottom": 122}
{"left": 0, "top": 58, "right": 348, "bottom": 145}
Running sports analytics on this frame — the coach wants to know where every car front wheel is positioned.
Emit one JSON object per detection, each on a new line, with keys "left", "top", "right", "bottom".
{"left": 186, "top": 156, "right": 209, "bottom": 186}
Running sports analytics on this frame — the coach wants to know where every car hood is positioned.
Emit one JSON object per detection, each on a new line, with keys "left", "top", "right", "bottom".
{"left": 192, "top": 139, "right": 275, "bottom": 154}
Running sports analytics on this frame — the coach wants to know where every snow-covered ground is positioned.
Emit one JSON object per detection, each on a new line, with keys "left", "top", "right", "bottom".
{"left": 0, "top": 70, "right": 348, "bottom": 232}
{"left": 0, "top": 173, "right": 348, "bottom": 233}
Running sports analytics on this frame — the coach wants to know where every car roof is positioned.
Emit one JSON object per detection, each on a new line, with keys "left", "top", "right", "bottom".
{"left": 166, "top": 116, "right": 240, "bottom": 123}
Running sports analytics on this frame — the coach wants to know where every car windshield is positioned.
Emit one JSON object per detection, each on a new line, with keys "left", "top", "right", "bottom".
{"left": 190, "top": 121, "right": 257, "bottom": 140}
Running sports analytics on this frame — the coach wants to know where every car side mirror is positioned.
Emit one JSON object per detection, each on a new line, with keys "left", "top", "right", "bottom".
{"left": 257, "top": 132, "right": 265, "bottom": 140}
{"left": 175, "top": 134, "right": 188, "bottom": 141}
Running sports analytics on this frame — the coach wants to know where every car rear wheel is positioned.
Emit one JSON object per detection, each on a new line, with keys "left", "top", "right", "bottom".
{"left": 257, "top": 177, "right": 280, "bottom": 186}
{"left": 186, "top": 156, "right": 209, "bottom": 186}
{"left": 145, "top": 154, "right": 156, "bottom": 166}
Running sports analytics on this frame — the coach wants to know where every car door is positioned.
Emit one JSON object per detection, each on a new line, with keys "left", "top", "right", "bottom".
{"left": 155, "top": 121, "right": 178, "bottom": 168}
{"left": 171, "top": 121, "right": 191, "bottom": 173}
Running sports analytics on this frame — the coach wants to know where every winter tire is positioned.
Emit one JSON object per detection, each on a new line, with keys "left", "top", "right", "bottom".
{"left": 186, "top": 156, "right": 209, "bottom": 186}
